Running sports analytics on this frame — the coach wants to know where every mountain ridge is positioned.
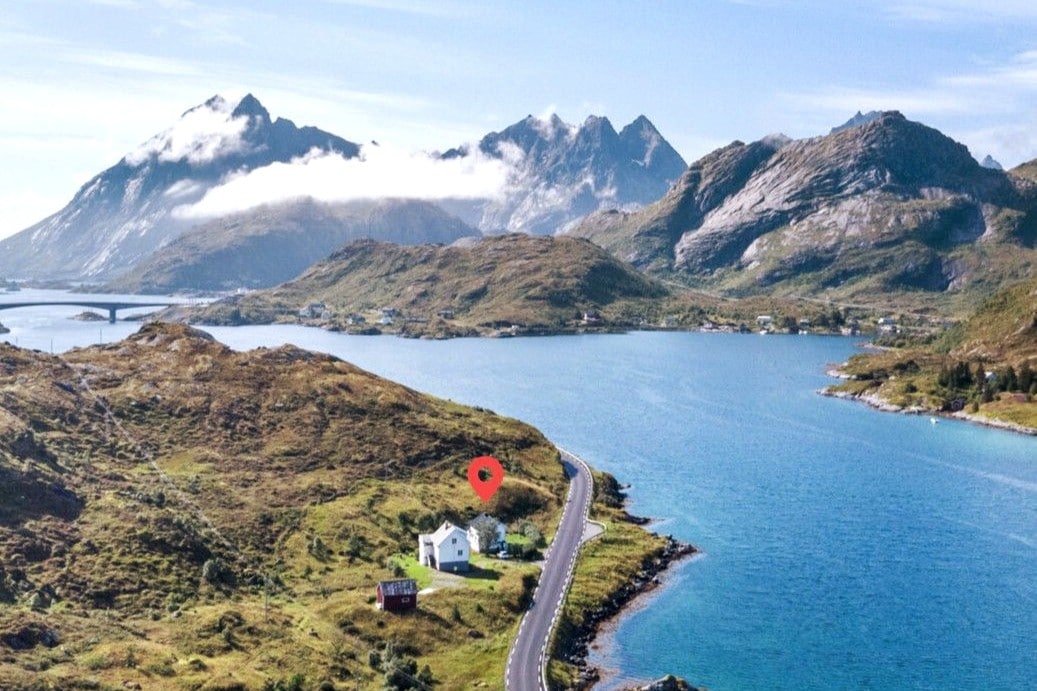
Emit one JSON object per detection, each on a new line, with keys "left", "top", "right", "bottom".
{"left": 0, "top": 94, "right": 359, "bottom": 282}
{"left": 571, "top": 111, "right": 1037, "bottom": 313}
{"left": 439, "top": 112, "right": 687, "bottom": 236}
{"left": 103, "top": 197, "right": 479, "bottom": 294}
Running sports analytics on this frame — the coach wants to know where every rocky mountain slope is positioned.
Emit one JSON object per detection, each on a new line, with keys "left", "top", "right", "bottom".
{"left": 104, "top": 198, "right": 478, "bottom": 294}
{"left": 440, "top": 113, "right": 687, "bottom": 235}
{"left": 0, "top": 322, "right": 571, "bottom": 688}
{"left": 180, "top": 234, "right": 670, "bottom": 336}
{"left": 572, "top": 112, "right": 1037, "bottom": 311}
{"left": 0, "top": 94, "right": 358, "bottom": 282}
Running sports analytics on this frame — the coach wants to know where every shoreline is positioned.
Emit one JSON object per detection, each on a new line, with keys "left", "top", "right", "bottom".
{"left": 821, "top": 387, "right": 1037, "bottom": 436}
{"left": 559, "top": 531, "right": 698, "bottom": 689}
{"left": 587, "top": 552, "right": 704, "bottom": 690}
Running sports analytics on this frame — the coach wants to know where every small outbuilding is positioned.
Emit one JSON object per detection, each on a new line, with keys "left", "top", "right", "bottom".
{"left": 376, "top": 578, "right": 418, "bottom": 612}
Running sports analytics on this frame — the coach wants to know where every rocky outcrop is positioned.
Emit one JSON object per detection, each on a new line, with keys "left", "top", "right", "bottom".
{"left": 622, "top": 675, "right": 703, "bottom": 691}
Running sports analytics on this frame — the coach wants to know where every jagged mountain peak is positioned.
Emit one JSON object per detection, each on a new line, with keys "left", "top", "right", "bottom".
{"left": 581, "top": 114, "right": 615, "bottom": 131}
{"left": 980, "top": 154, "right": 1004, "bottom": 171}
{"left": 821, "top": 110, "right": 987, "bottom": 189}
{"left": 0, "top": 93, "right": 360, "bottom": 281}
{"left": 445, "top": 112, "right": 686, "bottom": 235}
{"left": 125, "top": 93, "right": 267, "bottom": 168}
{"left": 231, "top": 92, "right": 271, "bottom": 121}
{"left": 830, "top": 109, "right": 884, "bottom": 134}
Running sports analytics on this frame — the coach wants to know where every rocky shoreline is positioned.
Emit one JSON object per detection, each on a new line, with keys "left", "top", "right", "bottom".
{"left": 559, "top": 534, "right": 698, "bottom": 690}
{"left": 822, "top": 388, "right": 1037, "bottom": 436}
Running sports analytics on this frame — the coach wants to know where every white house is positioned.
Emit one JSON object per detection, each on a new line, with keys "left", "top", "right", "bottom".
{"left": 466, "top": 514, "right": 507, "bottom": 554}
{"left": 418, "top": 521, "right": 470, "bottom": 572}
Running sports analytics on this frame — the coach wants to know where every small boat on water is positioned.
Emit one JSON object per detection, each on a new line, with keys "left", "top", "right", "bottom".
{"left": 930, "top": 417, "right": 939, "bottom": 425}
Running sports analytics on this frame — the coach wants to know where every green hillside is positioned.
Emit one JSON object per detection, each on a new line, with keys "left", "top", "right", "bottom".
{"left": 179, "top": 234, "right": 671, "bottom": 337}
{"left": 830, "top": 277, "right": 1037, "bottom": 431}
{"left": 0, "top": 323, "right": 668, "bottom": 688}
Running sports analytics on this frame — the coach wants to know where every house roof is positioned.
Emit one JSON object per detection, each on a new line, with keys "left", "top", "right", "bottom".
{"left": 468, "top": 513, "right": 504, "bottom": 530}
{"left": 378, "top": 579, "right": 418, "bottom": 596}
{"left": 429, "top": 521, "right": 466, "bottom": 547}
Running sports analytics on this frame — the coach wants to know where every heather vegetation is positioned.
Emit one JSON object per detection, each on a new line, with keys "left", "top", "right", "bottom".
{"left": 0, "top": 322, "right": 584, "bottom": 688}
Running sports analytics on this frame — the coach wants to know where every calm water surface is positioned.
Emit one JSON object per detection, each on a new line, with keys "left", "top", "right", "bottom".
{"left": 4, "top": 302, "right": 1034, "bottom": 690}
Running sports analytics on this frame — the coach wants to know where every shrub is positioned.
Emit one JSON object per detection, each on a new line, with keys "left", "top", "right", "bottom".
{"left": 202, "top": 558, "right": 234, "bottom": 586}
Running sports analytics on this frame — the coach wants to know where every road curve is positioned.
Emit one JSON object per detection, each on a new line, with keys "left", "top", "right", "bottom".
{"left": 506, "top": 446, "right": 594, "bottom": 691}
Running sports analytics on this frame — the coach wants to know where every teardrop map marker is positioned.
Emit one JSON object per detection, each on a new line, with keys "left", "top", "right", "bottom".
{"left": 467, "top": 455, "right": 504, "bottom": 502}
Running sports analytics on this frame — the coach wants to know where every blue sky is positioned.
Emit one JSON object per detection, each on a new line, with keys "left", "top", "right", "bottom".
{"left": 2, "top": 0, "right": 1037, "bottom": 238}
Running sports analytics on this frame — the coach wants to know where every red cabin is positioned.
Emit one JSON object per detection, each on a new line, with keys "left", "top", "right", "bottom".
{"left": 376, "top": 578, "right": 418, "bottom": 612}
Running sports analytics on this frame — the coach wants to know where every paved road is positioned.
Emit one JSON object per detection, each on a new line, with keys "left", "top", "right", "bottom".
{"left": 506, "top": 447, "right": 594, "bottom": 691}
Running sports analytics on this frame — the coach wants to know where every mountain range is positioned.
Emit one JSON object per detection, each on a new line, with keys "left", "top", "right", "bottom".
{"left": 571, "top": 111, "right": 1037, "bottom": 310}
{"left": 0, "top": 95, "right": 686, "bottom": 287}
{"left": 0, "top": 95, "right": 359, "bottom": 282}
{"left": 439, "top": 113, "right": 687, "bottom": 235}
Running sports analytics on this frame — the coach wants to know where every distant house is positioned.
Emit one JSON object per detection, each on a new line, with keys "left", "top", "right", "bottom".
{"left": 346, "top": 313, "right": 366, "bottom": 325}
{"left": 299, "top": 302, "right": 327, "bottom": 319}
{"left": 381, "top": 307, "right": 400, "bottom": 318}
{"left": 379, "top": 315, "right": 395, "bottom": 326}
{"left": 437, "top": 309, "right": 455, "bottom": 320}
{"left": 376, "top": 578, "right": 417, "bottom": 612}
{"left": 418, "top": 521, "right": 470, "bottom": 572}
{"left": 877, "top": 316, "right": 897, "bottom": 326}
{"left": 582, "top": 310, "right": 601, "bottom": 324}
{"left": 466, "top": 514, "right": 507, "bottom": 554}
{"left": 756, "top": 315, "right": 773, "bottom": 326}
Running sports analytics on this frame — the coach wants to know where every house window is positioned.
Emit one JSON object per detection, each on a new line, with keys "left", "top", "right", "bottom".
{"left": 451, "top": 538, "right": 456, "bottom": 544}
{"left": 458, "top": 550, "right": 463, "bottom": 556}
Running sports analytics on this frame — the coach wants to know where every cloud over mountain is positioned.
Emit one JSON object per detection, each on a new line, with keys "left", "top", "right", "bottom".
{"left": 176, "top": 143, "right": 512, "bottom": 220}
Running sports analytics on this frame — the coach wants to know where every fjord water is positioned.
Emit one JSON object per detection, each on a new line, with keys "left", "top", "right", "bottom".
{"left": 202, "top": 326, "right": 1036, "bottom": 690}
{"left": 4, "top": 308, "right": 1035, "bottom": 689}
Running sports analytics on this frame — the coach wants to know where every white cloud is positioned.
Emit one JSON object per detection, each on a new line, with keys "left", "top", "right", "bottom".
{"left": 125, "top": 96, "right": 251, "bottom": 166}
{"left": 176, "top": 143, "right": 515, "bottom": 219}
{"left": 880, "top": 0, "right": 1037, "bottom": 23}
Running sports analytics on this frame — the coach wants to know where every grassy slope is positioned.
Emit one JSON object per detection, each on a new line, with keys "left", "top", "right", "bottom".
{"left": 182, "top": 234, "right": 672, "bottom": 336}
{"left": 830, "top": 277, "right": 1037, "bottom": 430}
{"left": 0, "top": 322, "right": 577, "bottom": 689}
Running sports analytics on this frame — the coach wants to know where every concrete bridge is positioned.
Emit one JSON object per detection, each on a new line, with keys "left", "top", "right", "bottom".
{"left": 0, "top": 301, "right": 175, "bottom": 324}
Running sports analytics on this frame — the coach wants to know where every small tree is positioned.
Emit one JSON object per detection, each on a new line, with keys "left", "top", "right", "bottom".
{"left": 469, "top": 515, "right": 501, "bottom": 554}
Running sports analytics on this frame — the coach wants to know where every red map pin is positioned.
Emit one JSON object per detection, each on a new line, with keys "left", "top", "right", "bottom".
{"left": 467, "top": 456, "right": 504, "bottom": 502}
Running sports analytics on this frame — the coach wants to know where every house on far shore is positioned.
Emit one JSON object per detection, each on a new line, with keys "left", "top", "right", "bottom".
{"left": 467, "top": 514, "right": 507, "bottom": 554}
{"left": 299, "top": 302, "right": 332, "bottom": 320}
{"left": 418, "top": 521, "right": 470, "bottom": 572}
{"left": 756, "top": 315, "right": 773, "bottom": 326}
{"left": 376, "top": 578, "right": 417, "bottom": 612}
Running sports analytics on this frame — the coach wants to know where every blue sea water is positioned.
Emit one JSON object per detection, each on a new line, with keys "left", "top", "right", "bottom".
{"left": 3, "top": 306, "right": 1035, "bottom": 690}
{"left": 201, "top": 326, "right": 1037, "bottom": 691}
